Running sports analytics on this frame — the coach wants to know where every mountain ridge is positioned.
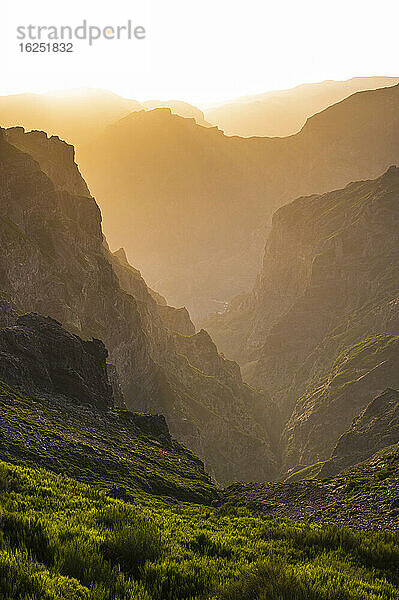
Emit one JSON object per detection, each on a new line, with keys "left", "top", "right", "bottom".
{"left": 205, "top": 76, "right": 399, "bottom": 137}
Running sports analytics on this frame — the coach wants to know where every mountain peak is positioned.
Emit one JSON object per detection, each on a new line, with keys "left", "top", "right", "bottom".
{"left": 113, "top": 247, "right": 129, "bottom": 264}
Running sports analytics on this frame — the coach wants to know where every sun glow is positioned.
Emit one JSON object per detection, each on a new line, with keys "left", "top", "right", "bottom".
{"left": 2, "top": 0, "right": 399, "bottom": 105}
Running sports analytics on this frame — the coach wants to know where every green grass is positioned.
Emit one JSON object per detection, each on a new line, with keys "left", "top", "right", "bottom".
{"left": 0, "top": 460, "right": 398, "bottom": 599}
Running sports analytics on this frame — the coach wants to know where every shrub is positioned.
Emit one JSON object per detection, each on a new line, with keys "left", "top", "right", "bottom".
{"left": 188, "top": 532, "right": 232, "bottom": 558}
{"left": 102, "top": 518, "right": 163, "bottom": 576}
{"left": 0, "top": 513, "right": 53, "bottom": 566}
{"left": 142, "top": 559, "right": 211, "bottom": 600}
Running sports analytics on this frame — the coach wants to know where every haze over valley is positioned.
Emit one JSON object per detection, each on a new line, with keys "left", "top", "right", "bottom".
{"left": 1, "top": 72, "right": 399, "bottom": 599}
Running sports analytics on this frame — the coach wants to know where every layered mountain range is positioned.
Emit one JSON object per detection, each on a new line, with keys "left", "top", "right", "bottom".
{"left": 0, "top": 125, "right": 277, "bottom": 485}
{"left": 78, "top": 83, "right": 399, "bottom": 318}
{"left": 205, "top": 76, "right": 399, "bottom": 137}
{"left": 0, "top": 89, "right": 210, "bottom": 146}
{"left": 207, "top": 166, "right": 399, "bottom": 476}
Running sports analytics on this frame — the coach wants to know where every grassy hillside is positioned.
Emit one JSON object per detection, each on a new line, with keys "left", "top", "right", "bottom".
{"left": 0, "top": 380, "right": 215, "bottom": 503}
{"left": 0, "top": 459, "right": 398, "bottom": 600}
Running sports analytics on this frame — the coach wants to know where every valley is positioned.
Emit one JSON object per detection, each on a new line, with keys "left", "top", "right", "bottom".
{"left": 0, "top": 77, "right": 398, "bottom": 600}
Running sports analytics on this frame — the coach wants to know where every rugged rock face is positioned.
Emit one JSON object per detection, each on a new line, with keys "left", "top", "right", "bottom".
{"left": 207, "top": 167, "right": 399, "bottom": 475}
{"left": 0, "top": 126, "right": 277, "bottom": 485}
{"left": 110, "top": 246, "right": 195, "bottom": 335}
{"left": 282, "top": 337, "right": 399, "bottom": 470}
{"left": 157, "top": 305, "right": 195, "bottom": 336}
{"left": 319, "top": 388, "right": 399, "bottom": 477}
{"left": 0, "top": 297, "right": 19, "bottom": 328}
{"left": 0, "top": 313, "right": 113, "bottom": 408}
{"left": 4, "top": 127, "right": 90, "bottom": 197}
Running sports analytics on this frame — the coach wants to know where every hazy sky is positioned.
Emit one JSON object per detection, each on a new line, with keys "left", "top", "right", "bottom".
{"left": 2, "top": 0, "right": 399, "bottom": 105}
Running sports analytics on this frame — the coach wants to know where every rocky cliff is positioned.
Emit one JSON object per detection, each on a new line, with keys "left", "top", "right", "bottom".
{"left": 0, "top": 126, "right": 277, "bottom": 485}
{"left": 208, "top": 167, "right": 399, "bottom": 475}
{"left": 4, "top": 127, "right": 90, "bottom": 197}
{"left": 319, "top": 388, "right": 399, "bottom": 477}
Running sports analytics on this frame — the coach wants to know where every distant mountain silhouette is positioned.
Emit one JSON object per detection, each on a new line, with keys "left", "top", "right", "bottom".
{"left": 205, "top": 76, "right": 399, "bottom": 137}
{"left": 0, "top": 88, "right": 209, "bottom": 146}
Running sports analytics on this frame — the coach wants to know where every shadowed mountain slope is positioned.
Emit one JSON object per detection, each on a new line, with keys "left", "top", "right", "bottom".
{"left": 319, "top": 388, "right": 399, "bottom": 478}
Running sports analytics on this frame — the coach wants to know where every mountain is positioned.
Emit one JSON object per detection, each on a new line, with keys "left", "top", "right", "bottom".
{"left": 205, "top": 76, "right": 399, "bottom": 137}
{"left": 206, "top": 167, "right": 399, "bottom": 475}
{"left": 0, "top": 312, "right": 113, "bottom": 409}
{"left": 0, "top": 89, "right": 209, "bottom": 147}
{"left": 0, "top": 125, "right": 278, "bottom": 485}
{"left": 77, "top": 84, "right": 399, "bottom": 319}
{"left": 142, "top": 99, "right": 211, "bottom": 127}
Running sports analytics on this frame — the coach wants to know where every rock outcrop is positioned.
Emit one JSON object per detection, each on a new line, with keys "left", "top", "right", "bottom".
{"left": 0, "top": 313, "right": 113, "bottom": 408}
{"left": 157, "top": 305, "right": 195, "bottom": 336}
{"left": 4, "top": 127, "right": 90, "bottom": 197}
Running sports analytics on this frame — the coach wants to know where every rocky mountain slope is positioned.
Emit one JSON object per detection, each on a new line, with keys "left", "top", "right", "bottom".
{"left": 205, "top": 76, "right": 399, "bottom": 137}
{"left": 0, "top": 379, "right": 215, "bottom": 502}
{"left": 0, "top": 312, "right": 215, "bottom": 502}
{"left": 77, "top": 84, "right": 399, "bottom": 319}
{"left": 207, "top": 167, "right": 399, "bottom": 476}
{"left": 0, "top": 126, "right": 277, "bottom": 485}
{"left": 319, "top": 388, "right": 399, "bottom": 478}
